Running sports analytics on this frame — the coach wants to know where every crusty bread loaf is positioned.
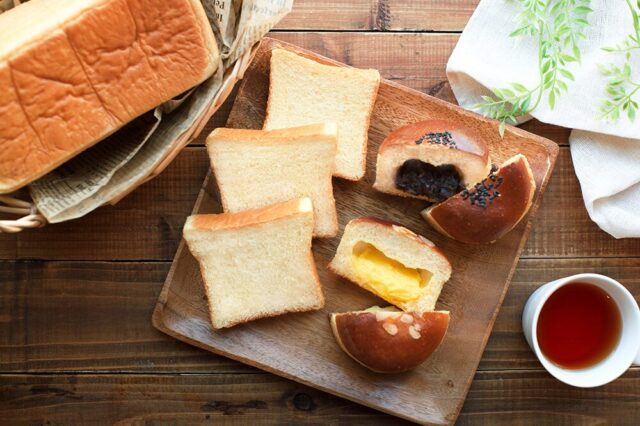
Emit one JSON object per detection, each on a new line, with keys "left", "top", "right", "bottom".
{"left": 329, "top": 218, "right": 452, "bottom": 314}
{"left": 264, "top": 48, "right": 380, "bottom": 181}
{"left": 183, "top": 198, "right": 325, "bottom": 329}
{"left": 207, "top": 123, "right": 339, "bottom": 237}
{"left": 422, "top": 154, "right": 536, "bottom": 244}
{"left": 374, "top": 120, "right": 491, "bottom": 202}
{"left": 0, "top": 0, "right": 219, "bottom": 193}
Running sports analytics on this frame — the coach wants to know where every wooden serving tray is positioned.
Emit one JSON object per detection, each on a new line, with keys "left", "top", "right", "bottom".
{"left": 152, "top": 38, "right": 559, "bottom": 425}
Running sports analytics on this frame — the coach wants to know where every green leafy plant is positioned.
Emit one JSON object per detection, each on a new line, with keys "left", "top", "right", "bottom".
{"left": 474, "top": 0, "right": 593, "bottom": 136}
{"left": 599, "top": 0, "right": 640, "bottom": 122}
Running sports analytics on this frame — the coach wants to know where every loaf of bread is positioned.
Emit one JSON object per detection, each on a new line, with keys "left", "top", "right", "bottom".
{"left": 0, "top": 0, "right": 219, "bottom": 193}
{"left": 264, "top": 48, "right": 380, "bottom": 181}
{"left": 329, "top": 217, "right": 452, "bottom": 314}
{"left": 183, "top": 198, "right": 325, "bottom": 329}
{"left": 207, "top": 123, "right": 339, "bottom": 237}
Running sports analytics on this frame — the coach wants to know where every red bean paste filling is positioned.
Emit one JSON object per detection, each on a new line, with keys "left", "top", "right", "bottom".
{"left": 395, "top": 159, "right": 463, "bottom": 201}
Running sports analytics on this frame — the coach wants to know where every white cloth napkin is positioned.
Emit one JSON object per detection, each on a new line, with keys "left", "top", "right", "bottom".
{"left": 447, "top": 0, "right": 640, "bottom": 238}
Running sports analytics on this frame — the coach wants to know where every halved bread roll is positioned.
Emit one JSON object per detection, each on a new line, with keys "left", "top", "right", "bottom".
{"left": 183, "top": 198, "right": 324, "bottom": 329}
{"left": 264, "top": 48, "right": 380, "bottom": 181}
{"left": 331, "top": 306, "right": 450, "bottom": 373}
{"left": 207, "top": 123, "right": 338, "bottom": 237}
{"left": 328, "top": 217, "right": 452, "bottom": 314}
{"left": 422, "top": 154, "right": 536, "bottom": 244}
{"left": 373, "top": 120, "right": 491, "bottom": 202}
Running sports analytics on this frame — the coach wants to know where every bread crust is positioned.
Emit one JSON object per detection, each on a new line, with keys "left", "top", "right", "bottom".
{"left": 373, "top": 120, "right": 492, "bottom": 201}
{"left": 184, "top": 197, "right": 325, "bottom": 329}
{"left": 206, "top": 123, "right": 339, "bottom": 237}
{"left": 330, "top": 308, "right": 450, "bottom": 373}
{"left": 187, "top": 197, "right": 313, "bottom": 232}
{"left": 422, "top": 154, "right": 536, "bottom": 244}
{"left": 0, "top": 0, "right": 219, "bottom": 193}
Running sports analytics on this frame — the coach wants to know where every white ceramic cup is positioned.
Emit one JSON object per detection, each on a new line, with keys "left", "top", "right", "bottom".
{"left": 522, "top": 273, "right": 640, "bottom": 388}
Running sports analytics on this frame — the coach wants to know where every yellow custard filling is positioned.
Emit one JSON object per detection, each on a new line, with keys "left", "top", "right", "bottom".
{"left": 351, "top": 243, "right": 431, "bottom": 305}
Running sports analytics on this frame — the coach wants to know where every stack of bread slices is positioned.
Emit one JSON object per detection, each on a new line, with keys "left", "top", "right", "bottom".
{"left": 185, "top": 48, "right": 382, "bottom": 328}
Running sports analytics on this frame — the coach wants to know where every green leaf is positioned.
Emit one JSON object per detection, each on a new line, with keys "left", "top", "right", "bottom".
{"left": 597, "top": 63, "right": 611, "bottom": 75}
{"left": 573, "top": 44, "right": 582, "bottom": 62}
{"left": 557, "top": 80, "right": 568, "bottom": 91}
{"left": 511, "top": 82, "right": 529, "bottom": 92}
{"left": 575, "top": 6, "right": 594, "bottom": 14}
{"left": 519, "top": 95, "right": 531, "bottom": 113}
{"left": 548, "top": 90, "right": 556, "bottom": 109}
{"left": 560, "top": 69, "right": 575, "bottom": 80}
{"left": 498, "top": 121, "right": 506, "bottom": 138}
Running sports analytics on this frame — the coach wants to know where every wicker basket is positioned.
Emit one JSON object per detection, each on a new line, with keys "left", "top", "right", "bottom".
{"left": 0, "top": 45, "right": 257, "bottom": 233}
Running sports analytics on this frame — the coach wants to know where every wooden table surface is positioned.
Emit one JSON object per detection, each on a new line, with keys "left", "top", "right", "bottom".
{"left": 1, "top": 1, "right": 639, "bottom": 424}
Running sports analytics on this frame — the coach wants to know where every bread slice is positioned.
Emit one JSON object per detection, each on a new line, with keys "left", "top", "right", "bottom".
{"left": 183, "top": 198, "right": 324, "bottom": 329}
{"left": 207, "top": 123, "right": 339, "bottom": 237}
{"left": 329, "top": 217, "right": 452, "bottom": 314}
{"left": 264, "top": 48, "right": 380, "bottom": 181}
{"left": 0, "top": 0, "right": 218, "bottom": 193}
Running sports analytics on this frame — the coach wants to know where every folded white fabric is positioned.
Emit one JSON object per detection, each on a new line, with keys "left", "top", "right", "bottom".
{"left": 447, "top": 0, "right": 640, "bottom": 238}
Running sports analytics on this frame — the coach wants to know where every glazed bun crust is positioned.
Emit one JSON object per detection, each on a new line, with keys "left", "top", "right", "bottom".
{"left": 379, "top": 119, "right": 489, "bottom": 159}
{"left": 331, "top": 309, "right": 450, "bottom": 373}
{"left": 423, "top": 154, "right": 536, "bottom": 244}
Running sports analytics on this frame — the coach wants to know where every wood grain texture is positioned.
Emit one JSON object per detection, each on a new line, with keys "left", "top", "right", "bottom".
{"left": 152, "top": 38, "right": 557, "bottom": 425}
{"left": 2, "top": 259, "right": 639, "bottom": 375}
{"left": 276, "top": 0, "right": 480, "bottom": 31}
{"left": 1, "top": 2, "right": 639, "bottom": 424}
{"left": 1, "top": 370, "right": 638, "bottom": 425}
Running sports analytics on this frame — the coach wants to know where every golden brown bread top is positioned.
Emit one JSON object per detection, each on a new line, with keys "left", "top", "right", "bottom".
{"left": 331, "top": 309, "right": 450, "bottom": 373}
{"left": 379, "top": 119, "right": 489, "bottom": 160}
{"left": 424, "top": 154, "right": 536, "bottom": 244}
{"left": 187, "top": 198, "right": 313, "bottom": 232}
{"left": 0, "top": 0, "right": 218, "bottom": 193}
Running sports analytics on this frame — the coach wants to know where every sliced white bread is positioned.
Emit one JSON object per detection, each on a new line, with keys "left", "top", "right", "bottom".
{"left": 206, "top": 123, "right": 338, "bottom": 238}
{"left": 183, "top": 198, "right": 324, "bottom": 329}
{"left": 264, "top": 48, "right": 380, "bottom": 181}
{"left": 329, "top": 217, "right": 452, "bottom": 314}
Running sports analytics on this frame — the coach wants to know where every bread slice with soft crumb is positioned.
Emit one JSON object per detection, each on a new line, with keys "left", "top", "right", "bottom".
{"left": 183, "top": 198, "right": 324, "bottom": 329}
{"left": 207, "top": 123, "right": 338, "bottom": 238}
{"left": 264, "top": 48, "right": 380, "bottom": 181}
{"left": 329, "top": 217, "right": 451, "bottom": 314}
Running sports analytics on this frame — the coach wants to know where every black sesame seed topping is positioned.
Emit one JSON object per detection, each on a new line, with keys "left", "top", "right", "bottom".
{"left": 461, "top": 168, "right": 503, "bottom": 209}
{"left": 415, "top": 131, "right": 457, "bottom": 149}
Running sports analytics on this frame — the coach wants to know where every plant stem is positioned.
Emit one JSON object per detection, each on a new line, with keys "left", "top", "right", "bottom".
{"left": 600, "top": 83, "right": 640, "bottom": 119}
